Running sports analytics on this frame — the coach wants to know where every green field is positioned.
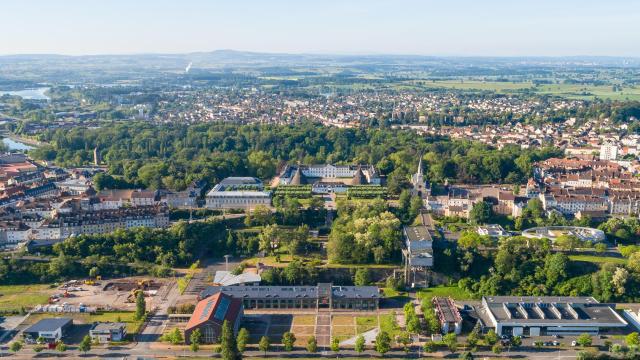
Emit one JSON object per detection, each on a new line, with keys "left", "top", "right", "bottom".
{"left": 0, "top": 284, "right": 53, "bottom": 312}
{"left": 417, "top": 80, "right": 640, "bottom": 101}
{"left": 379, "top": 313, "right": 400, "bottom": 337}
{"left": 417, "top": 285, "right": 473, "bottom": 300}
{"left": 569, "top": 254, "right": 627, "bottom": 265}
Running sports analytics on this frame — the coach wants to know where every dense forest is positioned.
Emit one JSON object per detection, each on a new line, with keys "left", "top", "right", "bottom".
{"left": 30, "top": 122, "right": 562, "bottom": 192}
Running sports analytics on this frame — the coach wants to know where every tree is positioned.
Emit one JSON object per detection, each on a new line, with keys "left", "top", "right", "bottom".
{"left": 492, "top": 343, "right": 503, "bottom": 354}
{"left": 626, "top": 332, "right": 640, "bottom": 347}
{"left": 237, "top": 328, "right": 250, "bottom": 353}
{"left": 355, "top": 334, "right": 365, "bottom": 353}
{"left": 484, "top": 329, "right": 498, "bottom": 346}
{"left": 443, "top": 333, "right": 458, "bottom": 353}
{"left": 135, "top": 290, "right": 146, "bottom": 320}
{"left": 469, "top": 201, "right": 493, "bottom": 225}
{"left": 354, "top": 267, "right": 371, "bottom": 286}
{"left": 306, "top": 336, "right": 318, "bottom": 353}
{"left": 459, "top": 351, "right": 474, "bottom": 360}
{"left": 511, "top": 336, "right": 522, "bottom": 347}
{"left": 594, "top": 243, "right": 607, "bottom": 253}
{"left": 612, "top": 267, "right": 629, "bottom": 296}
{"left": 396, "top": 331, "right": 411, "bottom": 353}
{"left": 56, "top": 342, "right": 67, "bottom": 352}
{"left": 9, "top": 341, "right": 22, "bottom": 353}
{"left": 375, "top": 331, "right": 391, "bottom": 355}
{"left": 423, "top": 341, "right": 436, "bottom": 353}
{"left": 466, "top": 328, "right": 479, "bottom": 348}
{"left": 282, "top": 332, "right": 296, "bottom": 351}
{"left": 330, "top": 337, "right": 340, "bottom": 352}
{"left": 629, "top": 251, "right": 640, "bottom": 273}
{"left": 78, "top": 335, "right": 92, "bottom": 354}
{"left": 577, "top": 333, "right": 592, "bottom": 347}
{"left": 220, "top": 320, "right": 240, "bottom": 360}
{"left": 258, "top": 336, "right": 270, "bottom": 357}
{"left": 534, "top": 340, "right": 544, "bottom": 349}
{"left": 189, "top": 328, "right": 202, "bottom": 352}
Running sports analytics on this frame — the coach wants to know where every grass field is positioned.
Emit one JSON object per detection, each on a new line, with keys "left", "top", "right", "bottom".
{"left": 379, "top": 313, "right": 400, "bottom": 337}
{"left": 416, "top": 80, "right": 640, "bottom": 101}
{"left": 569, "top": 254, "right": 627, "bottom": 265}
{"left": 417, "top": 285, "right": 473, "bottom": 300}
{"left": 355, "top": 316, "right": 377, "bottom": 333}
{"left": 0, "top": 284, "right": 53, "bottom": 312}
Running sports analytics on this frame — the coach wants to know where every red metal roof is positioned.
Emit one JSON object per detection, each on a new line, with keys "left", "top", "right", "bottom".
{"left": 185, "top": 292, "right": 242, "bottom": 331}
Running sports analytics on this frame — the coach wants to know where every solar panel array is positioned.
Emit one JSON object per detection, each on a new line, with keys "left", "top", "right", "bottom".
{"left": 200, "top": 299, "right": 215, "bottom": 321}
{"left": 214, "top": 296, "right": 231, "bottom": 321}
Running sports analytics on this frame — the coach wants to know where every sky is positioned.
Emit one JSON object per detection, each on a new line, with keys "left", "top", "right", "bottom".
{"left": 2, "top": 0, "right": 639, "bottom": 57}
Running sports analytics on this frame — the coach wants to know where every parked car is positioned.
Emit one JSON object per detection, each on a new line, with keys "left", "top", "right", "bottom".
{"left": 571, "top": 341, "right": 577, "bottom": 347}
{"left": 553, "top": 334, "right": 562, "bottom": 339}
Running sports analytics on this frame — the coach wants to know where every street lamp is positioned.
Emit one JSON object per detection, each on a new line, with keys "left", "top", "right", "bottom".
{"left": 224, "top": 254, "right": 231, "bottom": 272}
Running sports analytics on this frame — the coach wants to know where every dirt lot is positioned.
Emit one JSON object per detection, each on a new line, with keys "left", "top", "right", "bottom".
{"left": 52, "top": 277, "right": 171, "bottom": 311}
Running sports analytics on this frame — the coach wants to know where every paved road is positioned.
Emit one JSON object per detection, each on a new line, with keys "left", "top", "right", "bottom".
{"left": 134, "top": 279, "right": 179, "bottom": 352}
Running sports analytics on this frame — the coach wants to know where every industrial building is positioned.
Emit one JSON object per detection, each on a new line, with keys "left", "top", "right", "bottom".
{"left": 23, "top": 318, "right": 73, "bottom": 343}
{"left": 185, "top": 292, "right": 244, "bottom": 344}
{"left": 477, "top": 296, "right": 627, "bottom": 336}
{"left": 402, "top": 225, "right": 433, "bottom": 288}
{"left": 200, "top": 283, "right": 380, "bottom": 311}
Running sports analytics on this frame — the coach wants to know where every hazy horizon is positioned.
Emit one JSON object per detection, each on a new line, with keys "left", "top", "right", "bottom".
{"left": 2, "top": 0, "right": 639, "bottom": 57}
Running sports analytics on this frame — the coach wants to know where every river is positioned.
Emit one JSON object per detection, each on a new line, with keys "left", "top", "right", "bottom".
{"left": 0, "top": 87, "right": 50, "bottom": 100}
{"left": 2, "top": 138, "right": 35, "bottom": 151}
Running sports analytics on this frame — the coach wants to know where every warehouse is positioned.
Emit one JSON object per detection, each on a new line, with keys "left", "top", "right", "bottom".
{"left": 477, "top": 296, "right": 627, "bottom": 336}
{"left": 200, "top": 283, "right": 379, "bottom": 311}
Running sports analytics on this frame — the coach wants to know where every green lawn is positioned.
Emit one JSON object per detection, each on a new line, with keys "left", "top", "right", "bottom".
{"left": 356, "top": 316, "right": 378, "bottom": 333}
{"left": 417, "top": 285, "right": 473, "bottom": 300}
{"left": 569, "top": 254, "right": 626, "bottom": 265}
{"left": 0, "top": 284, "right": 53, "bottom": 312}
{"left": 379, "top": 313, "right": 400, "bottom": 337}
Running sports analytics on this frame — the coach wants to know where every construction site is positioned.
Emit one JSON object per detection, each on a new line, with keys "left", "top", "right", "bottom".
{"left": 45, "top": 277, "right": 171, "bottom": 312}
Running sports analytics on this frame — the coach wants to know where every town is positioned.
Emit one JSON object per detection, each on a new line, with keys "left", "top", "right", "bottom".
{"left": 2, "top": 1, "right": 640, "bottom": 358}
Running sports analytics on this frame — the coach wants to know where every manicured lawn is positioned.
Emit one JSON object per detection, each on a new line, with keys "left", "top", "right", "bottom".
{"left": 379, "top": 313, "right": 400, "bottom": 337}
{"left": 417, "top": 285, "right": 473, "bottom": 300}
{"left": 569, "top": 255, "right": 626, "bottom": 265}
{"left": 0, "top": 284, "right": 53, "bottom": 312}
{"left": 356, "top": 316, "right": 377, "bottom": 333}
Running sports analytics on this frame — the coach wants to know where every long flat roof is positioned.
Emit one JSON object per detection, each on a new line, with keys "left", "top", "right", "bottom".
{"left": 404, "top": 226, "right": 432, "bottom": 242}
{"left": 482, "top": 296, "right": 627, "bottom": 326}
{"left": 201, "top": 285, "right": 380, "bottom": 300}
{"left": 25, "top": 318, "right": 72, "bottom": 333}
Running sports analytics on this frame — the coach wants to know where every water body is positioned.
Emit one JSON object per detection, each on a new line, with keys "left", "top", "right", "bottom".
{"left": 2, "top": 138, "right": 35, "bottom": 151}
{"left": 0, "top": 87, "right": 50, "bottom": 100}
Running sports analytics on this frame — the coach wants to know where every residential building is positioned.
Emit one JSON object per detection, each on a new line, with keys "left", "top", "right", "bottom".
{"left": 433, "top": 297, "right": 462, "bottom": 334}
